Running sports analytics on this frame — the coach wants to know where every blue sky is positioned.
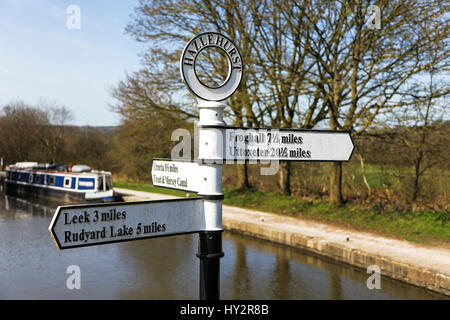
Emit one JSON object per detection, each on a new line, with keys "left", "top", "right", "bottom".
{"left": 0, "top": 0, "right": 144, "bottom": 126}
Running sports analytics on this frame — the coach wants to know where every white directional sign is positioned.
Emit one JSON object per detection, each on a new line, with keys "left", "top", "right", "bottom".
{"left": 49, "top": 198, "right": 206, "bottom": 250}
{"left": 152, "top": 159, "right": 200, "bottom": 193}
{"left": 199, "top": 127, "right": 354, "bottom": 162}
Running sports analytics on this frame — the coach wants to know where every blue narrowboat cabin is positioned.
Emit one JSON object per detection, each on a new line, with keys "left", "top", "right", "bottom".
{"left": 5, "top": 162, "right": 116, "bottom": 203}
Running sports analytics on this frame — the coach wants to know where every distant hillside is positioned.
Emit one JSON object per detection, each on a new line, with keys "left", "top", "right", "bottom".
{"left": 65, "top": 125, "right": 117, "bottom": 134}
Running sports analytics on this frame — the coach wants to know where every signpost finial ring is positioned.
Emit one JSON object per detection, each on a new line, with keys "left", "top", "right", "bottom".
{"left": 180, "top": 32, "right": 243, "bottom": 102}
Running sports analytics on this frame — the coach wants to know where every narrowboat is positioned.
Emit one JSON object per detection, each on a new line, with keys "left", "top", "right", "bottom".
{"left": 5, "top": 162, "right": 118, "bottom": 203}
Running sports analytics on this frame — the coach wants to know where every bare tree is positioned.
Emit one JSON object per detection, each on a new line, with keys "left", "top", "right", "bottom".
{"left": 39, "top": 103, "right": 73, "bottom": 163}
{"left": 115, "top": 0, "right": 449, "bottom": 202}
{"left": 385, "top": 74, "right": 449, "bottom": 202}
{"left": 0, "top": 101, "right": 49, "bottom": 163}
{"left": 301, "top": 0, "right": 449, "bottom": 205}
{"left": 121, "top": 0, "right": 265, "bottom": 188}
{"left": 120, "top": 0, "right": 330, "bottom": 194}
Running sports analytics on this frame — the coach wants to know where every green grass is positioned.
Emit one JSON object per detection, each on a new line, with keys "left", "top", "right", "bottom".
{"left": 290, "top": 162, "right": 449, "bottom": 191}
{"left": 222, "top": 187, "right": 449, "bottom": 245}
{"left": 114, "top": 180, "right": 189, "bottom": 197}
{"left": 114, "top": 180, "right": 449, "bottom": 246}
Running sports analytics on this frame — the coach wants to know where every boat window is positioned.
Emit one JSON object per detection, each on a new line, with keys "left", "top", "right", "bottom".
{"left": 29, "top": 174, "right": 33, "bottom": 183}
{"left": 35, "top": 175, "right": 41, "bottom": 184}
{"left": 64, "top": 177, "right": 71, "bottom": 188}
{"left": 105, "top": 175, "right": 113, "bottom": 190}
{"left": 97, "top": 176, "right": 104, "bottom": 191}
{"left": 49, "top": 176, "right": 55, "bottom": 186}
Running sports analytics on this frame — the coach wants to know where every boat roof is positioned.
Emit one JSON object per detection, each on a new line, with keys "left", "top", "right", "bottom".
{"left": 6, "top": 163, "right": 111, "bottom": 175}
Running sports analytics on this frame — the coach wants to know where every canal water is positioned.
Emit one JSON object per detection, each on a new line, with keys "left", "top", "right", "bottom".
{"left": 0, "top": 189, "right": 446, "bottom": 300}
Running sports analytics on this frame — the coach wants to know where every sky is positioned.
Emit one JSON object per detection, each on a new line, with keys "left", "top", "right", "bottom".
{"left": 0, "top": 0, "right": 144, "bottom": 126}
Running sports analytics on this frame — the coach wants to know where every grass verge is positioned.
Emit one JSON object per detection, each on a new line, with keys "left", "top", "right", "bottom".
{"left": 223, "top": 188, "right": 449, "bottom": 246}
{"left": 114, "top": 180, "right": 188, "bottom": 197}
{"left": 114, "top": 180, "right": 449, "bottom": 246}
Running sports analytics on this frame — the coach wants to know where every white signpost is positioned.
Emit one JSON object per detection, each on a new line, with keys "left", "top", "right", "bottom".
{"left": 151, "top": 159, "right": 200, "bottom": 193}
{"left": 211, "top": 127, "right": 353, "bottom": 162}
{"left": 49, "top": 31, "right": 354, "bottom": 301}
{"left": 49, "top": 198, "right": 207, "bottom": 250}
{"left": 226, "top": 129, "right": 352, "bottom": 161}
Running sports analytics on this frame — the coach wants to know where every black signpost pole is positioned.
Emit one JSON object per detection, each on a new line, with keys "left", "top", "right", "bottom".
{"left": 197, "top": 230, "right": 224, "bottom": 300}
{"left": 180, "top": 33, "right": 243, "bottom": 300}
{"left": 195, "top": 96, "right": 226, "bottom": 300}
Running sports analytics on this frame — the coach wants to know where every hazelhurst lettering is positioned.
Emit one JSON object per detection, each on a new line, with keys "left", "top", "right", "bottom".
{"left": 181, "top": 32, "right": 243, "bottom": 101}
{"left": 183, "top": 33, "right": 242, "bottom": 70}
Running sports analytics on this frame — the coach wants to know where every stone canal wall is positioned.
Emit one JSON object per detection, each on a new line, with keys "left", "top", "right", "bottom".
{"left": 222, "top": 206, "right": 450, "bottom": 296}
{"left": 114, "top": 188, "right": 450, "bottom": 296}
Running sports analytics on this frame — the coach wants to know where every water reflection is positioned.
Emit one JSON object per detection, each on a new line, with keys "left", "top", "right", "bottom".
{"left": 116, "top": 235, "right": 199, "bottom": 299}
{"left": 1, "top": 195, "right": 54, "bottom": 219}
{"left": 329, "top": 269, "right": 342, "bottom": 300}
{"left": 0, "top": 190, "right": 447, "bottom": 300}
{"left": 231, "top": 241, "right": 251, "bottom": 298}
{"left": 271, "top": 250, "right": 292, "bottom": 299}
{"left": 221, "top": 231, "right": 446, "bottom": 300}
